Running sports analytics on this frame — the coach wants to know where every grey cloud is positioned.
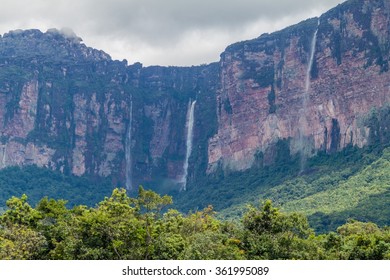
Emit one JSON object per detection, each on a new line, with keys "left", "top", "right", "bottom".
{"left": 0, "top": 0, "right": 345, "bottom": 65}
{"left": 77, "top": 0, "right": 344, "bottom": 43}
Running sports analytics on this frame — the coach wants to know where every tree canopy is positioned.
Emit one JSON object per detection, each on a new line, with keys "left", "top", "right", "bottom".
{"left": 1, "top": 188, "right": 389, "bottom": 260}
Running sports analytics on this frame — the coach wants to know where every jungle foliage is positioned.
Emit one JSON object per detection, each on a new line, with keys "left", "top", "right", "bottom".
{"left": 0, "top": 188, "right": 389, "bottom": 260}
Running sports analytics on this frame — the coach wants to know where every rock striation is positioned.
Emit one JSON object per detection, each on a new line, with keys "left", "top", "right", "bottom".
{"left": 208, "top": 0, "right": 390, "bottom": 172}
{"left": 0, "top": 0, "right": 389, "bottom": 191}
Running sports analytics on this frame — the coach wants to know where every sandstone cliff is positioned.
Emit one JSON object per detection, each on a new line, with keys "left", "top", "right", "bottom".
{"left": 0, "top": 0, "right": 389, "bottom": 192}
{"left": 0, "top": 29, "right": 218, "bottom": 190}
{"left": 208, "top": 0, "right": 390, "bottom": 172}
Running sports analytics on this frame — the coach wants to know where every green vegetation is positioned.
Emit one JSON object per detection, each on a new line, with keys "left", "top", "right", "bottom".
{"left": 0, "top": 165, "right": 114, "bottom": 208}
{"left": 267, "top": 86, "right": 276, "bottom": 114}
{"left": 283, "top": 149, "right": 390, "bottom": 215}
{"left": 2, "top": 128, "right": 389, "bottom": 236}
{"left": 176, "top": 142, "right": 390, "bottom": 233}
{"left": 0, "top": 189, "right": 389, "bottom": 260}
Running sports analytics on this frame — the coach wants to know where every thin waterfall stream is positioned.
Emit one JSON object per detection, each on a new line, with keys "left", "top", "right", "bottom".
{"left": 125, "top": 98, "right": 133, "bottom": 190}
{"left": 299, "top": 20, "right": 319, "bottom": 171}
{"left": 180, "top": 100, "right": 196, "bottom": 191}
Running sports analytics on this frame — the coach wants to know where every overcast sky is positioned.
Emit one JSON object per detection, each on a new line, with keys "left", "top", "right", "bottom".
{"left": 0, "top": 0, "right": 345, "bottom": 66}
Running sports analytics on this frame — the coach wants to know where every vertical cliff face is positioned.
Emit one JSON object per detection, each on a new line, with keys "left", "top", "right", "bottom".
{"left": 0, "top": 29, "right": 130, "bottom": 180}
{"left": 207, "top": 0, "right": 390, "bottom": 172}
{"left": 0, "top": 29, "right": 218, "bottom": 190}
{"left": 0, "top": 0, "right": 389, "bottom": 191}
{"left": 129, "top": 64, "right": 218, "bottom": 190}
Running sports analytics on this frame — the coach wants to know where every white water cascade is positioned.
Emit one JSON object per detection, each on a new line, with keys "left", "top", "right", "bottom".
{"left": 305, "top": 20, "right": 320, "bottom": 96}
{"left": 299, "top": 20, "right": 319, "bottom": 170}
{"left": 125, "top": 98, "right": 133, "bottom": 190}
{"left": 180, "top": 100, "right": 196, "bottom": 191}
{"left": 0, "top": 145, "right": 6, "bottom": 168}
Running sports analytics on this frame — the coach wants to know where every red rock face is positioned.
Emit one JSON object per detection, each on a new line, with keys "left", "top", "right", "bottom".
{"left": 208, "top": 1, "right": 390, "bottom": 173}
{"left": 0, "top": 78, "right": 56, "bottom": 169}
{"left": 0, "top": 1, "right": 389, "bottom": 190}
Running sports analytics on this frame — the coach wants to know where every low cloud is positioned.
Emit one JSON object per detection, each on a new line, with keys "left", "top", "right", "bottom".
{"left": 0, "top": 0, "right": 344, "bottom": 66}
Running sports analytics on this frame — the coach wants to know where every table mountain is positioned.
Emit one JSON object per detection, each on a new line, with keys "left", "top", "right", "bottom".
{"left": 0, "top": 0, "right": 389, "bottom": 193}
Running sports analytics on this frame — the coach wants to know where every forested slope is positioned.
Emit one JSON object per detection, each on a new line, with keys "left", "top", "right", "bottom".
{"left": 1, "top": 188, "right": 389, "bottom": 260}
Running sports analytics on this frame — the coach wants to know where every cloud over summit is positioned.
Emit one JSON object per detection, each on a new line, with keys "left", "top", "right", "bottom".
{"left": 0, "top": 0, "right": 344, "bottom": 66}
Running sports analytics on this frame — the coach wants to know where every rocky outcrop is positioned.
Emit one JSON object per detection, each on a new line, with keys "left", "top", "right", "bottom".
{"left": 0, "top": 29, "right": 218, "bottom": 190}
{"left": 207, "top": 0, "right": 390, "bottom": 172}
{"left": 0, "top": 78, "right": 56, "bottom": 169}
{"left": 0, "top": 0, "right": 389, "bottom": 191}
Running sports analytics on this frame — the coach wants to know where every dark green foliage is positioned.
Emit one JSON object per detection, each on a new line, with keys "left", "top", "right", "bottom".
{"left": 176, "top": 138, "right": 390, "bottom": 234}
{"left": 323, "top": 220, "right": 390, "bottom": 260}
{"left": 1, "top": 2, "right": 390, "bottom": 260}
{"left": 0, "top": 64, "right": 33, "bottom": 122}
{"left": 359, "top": 31, "right": 388, "bottom": 71}
{"left": 274, "top": 147, "right": 390, "bottom": 232}
{"left": 128, "top": 63, "right": 219, "bottom": 192}
{"left": 349, "top": 1, "right": 372, "bottom": 30}
{"left": 309, "top": 188, "right": 390, "bottom": 233}
{"left": 1, "top": 192, "right": 388, "bottom": 260}
{"left": 273, "top": 139, "right": 293, "bottom": 166}
{"left": 318, "top": 0, "right": 389, "bottom": 69}
{"left": 332, "top": 31, "right": 343, "bottom": 65}
{"left": 297, "top": 26, "right": 316, "bottom": 57}
{"left": 189, "top": 69, "right": 219, "bottom": 187}
{"left": 223, "top": 98, "right": 233, "bottom": 115}
{"left": 330, "top": 118, "right": 340, "bottom": 152}
{"left": 365, "top": 106, "right": 390, "bottom": 147}
{"left": 254, "top": 64, "right": 275, "bottom": 88}
{"left": 175, "top": 139, "right": 300, "bottom": 217}
{"left": 242, "top": 200, "right": 318, "bottom": 259}
{"left": 1, "top": 127, "right": 389, "bottom": 237}
{"left": 0, "top": 165, "right": 114, "bottom": 208}
{"left": 239, "top": 59, "right": 275, "bottom": 88}
{"left": 267, "top": 86, "right": 276, "bottom": 114}
{"left": 0, "top": 188, "right": 244, "bottom": 260}
{"left": 310, "top": 55, "right": 319, "bottom": 79}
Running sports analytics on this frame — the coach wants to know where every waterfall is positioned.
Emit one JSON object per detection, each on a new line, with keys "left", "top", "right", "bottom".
{"left": 299, "top": 20, "right": 319, "bottom": 170}
{"left": 125, "top": 98, "right": 133, "bottom": 190}
{"left": 304, "top": 20, "right": 320, "bottom": 96}
{"left": 180, "top": 99, "right": 196, "bottom": 191}
{"left": 0, "top": 145, "right": 6, "bottom": 168}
